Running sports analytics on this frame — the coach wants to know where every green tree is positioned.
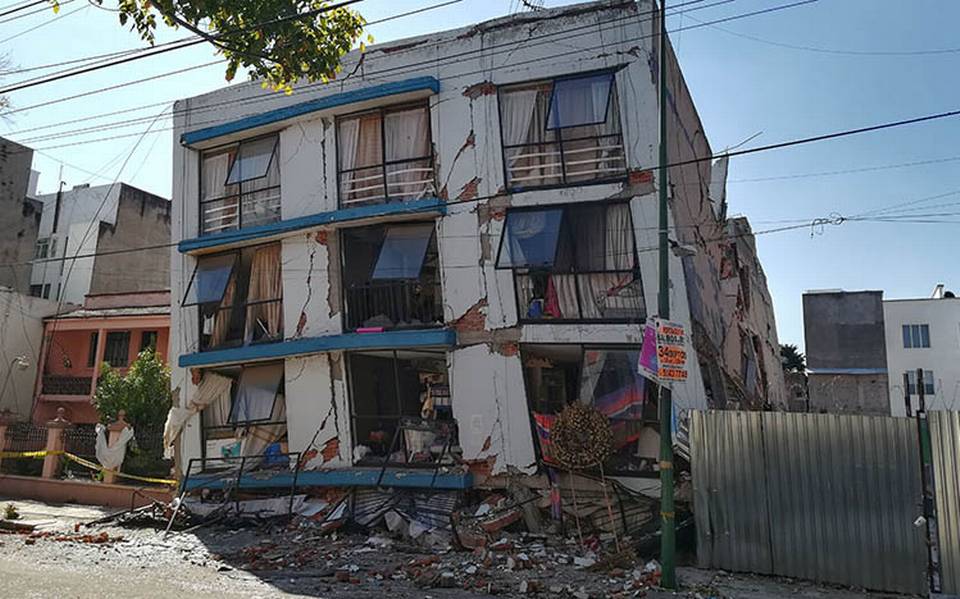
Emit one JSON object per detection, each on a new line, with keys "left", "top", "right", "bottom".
{"left": 780, "top": 343, "right": 806, "bottom": 373}
{"left": 93, "top": 348, "right": 172, "bottom": 430}
{"left": 99, "top": 0, "right": 368, "bottom": 91}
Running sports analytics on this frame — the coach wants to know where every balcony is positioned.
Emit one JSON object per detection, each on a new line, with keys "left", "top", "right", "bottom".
{"left": 41, "top": 375, "right": 92, "bottom": 396}
{"left": 200, "top": 134, "right": 281, "bottom": 236}
{"left": 345, "top": 280, "right": 443, "bottom": 331}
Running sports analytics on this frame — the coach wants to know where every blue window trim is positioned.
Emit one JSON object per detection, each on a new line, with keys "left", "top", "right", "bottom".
{"left": 181, "top": 76, "right": 440, "bottom": 146}
{"left": 179, "top": 197, "right": 446, "bottom": 254}
{"left": 179, "top": 328, "right": 457, "bottom": 368}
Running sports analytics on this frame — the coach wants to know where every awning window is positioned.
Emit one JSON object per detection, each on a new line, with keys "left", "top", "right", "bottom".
{"left": 372, "top": 223, "right": 435, "bottom": 279}
{"left": 496, "top": 208, "right": 564, "bottom": 268}
{"left": 182, "top": 252, "right": 237, "bottom": 313}
{"left": 229, "top": 362, "right": 284, "bottom": 424}
{"left": 546, "top": 72, "right": 615, "bottom": 130}
{"left": 225, "top": 135, "right": 278, "bottom": 185}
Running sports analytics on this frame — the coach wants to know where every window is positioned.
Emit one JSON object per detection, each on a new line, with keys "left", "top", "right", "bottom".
{"left": 199, "top": 362, "right": 288, "bottom": 464}
{"left": 522, "top": 345, "right": 657, "bottom": 476}
{"left": 103, "top": 332, "right": 130, "bottom": 367}
{"left": 337, "top": 102, "right": 435, "bottom": 207}
{"left": 499, "top": 71, "right": 625, "bottom": 190}
{"left": 29, "top": 284, "right": 42, "bottom": 298}
{"left": 497, "top": 202, "right": 644, "bottom": 322}
{"left": 87, "top": 332, "right": 99, "bottom": 368}
{"left": 902, "top": 324, "right": 931, "bottom": 349}
{"left": 34, "top": 238, "right": 50, "bottom": 260}
{"left": 341, "top": 223, "right": 443, "bottom": 331}
{"left": 200, "top": 134, "right": 280, "bottom": 235}
{"left": 139, "top": 330, "right": 158, "bottom": 353}
{"left": 41, "top": 284, "right": 51, "bottom": 299}
{"left": 347, "top": 349, "right": 455, "bottom": 465}
{"left": 182, "top": 243, "right": 283, "bottom": 352}
{"left": 906, "top": 370, "right": 935, "bottom": 396}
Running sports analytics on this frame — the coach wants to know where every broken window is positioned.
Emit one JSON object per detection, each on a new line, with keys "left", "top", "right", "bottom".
{"left": 499, "top": 71, "right": 625, "bottom": 190}
{"left": 337, "top": 102, "right": 435, "bottom": 207}
{"left": 347, "top": 349, "right": 456, "bottom": 466}
{"left": 522, "top": 345, "right": 658, "bottom": 476}
{"left": 497, "top": 202, "right": 644, "bottom": 322}
{"left": 341, "top": 222, "right": 443, "bottom": 331}
{"left": 198, "top": 363, "right": 288, "bottom": 466}
{"left": 182, "top": 243, "right": 283, "bottom": 351}
{"left": 200, "top": 134, "right": 280, "bottom": 235}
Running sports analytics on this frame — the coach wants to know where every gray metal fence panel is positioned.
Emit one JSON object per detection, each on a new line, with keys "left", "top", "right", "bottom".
{"left": 931, "top": 411, "right": 960, "bottom": 594}
{"left": 692, "top": 411, "right": 927, "bottom": 595}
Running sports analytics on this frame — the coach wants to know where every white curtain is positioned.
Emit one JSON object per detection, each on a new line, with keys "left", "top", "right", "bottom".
{"left": 202, "top": 151, "right": 231, "bottom": 200}
{"left": 605, "top": 203, "right": 634, "bottom": 270}
{"left": 552, "top": 274, "right": 579, "bottom": 318}
{"left": 385, "top": 107, "right": 431, "bottom": 200}
{"left": 241, "top": 393, "right": 288, "bottom": 458}
{"left": 163, "top": 373, "right": 234, "bottom": 456}
{"left": 500, "top": 88, "right": 539, "bottom": 146}
{"left": 339, "top": 114, "right": 383, "bottom": 203}
{"left": 201, "top": 151, "right": 236, "bottom": 232}
{"left": 338, "top": 118, "right": 359, "bottom": 173}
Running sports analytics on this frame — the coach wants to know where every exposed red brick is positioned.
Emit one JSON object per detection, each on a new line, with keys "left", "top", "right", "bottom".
{"left": 497, "top": 342, "right": 519, "bottom": 357}
{"left": 457, "top": 177, "right": 481, "bottom": 202}
{"left": 462, "top": 81, "right": 497, "bottom": 99}
{"left": 629, "top": 169, "right": 654, "bottom": 185}
{"left": 295, "top": 311, "right": 308, "bottom": 337}
{"left": 314, "top": 230, "right": 328, "bottom": 245}
{"left": 321, "top": 436, "right": 340, "bottom": 464}
{"left": 454, "top": 298, "right": 488, "bottom": 334}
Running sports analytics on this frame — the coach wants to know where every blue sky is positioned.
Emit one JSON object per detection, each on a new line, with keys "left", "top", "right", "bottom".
{"left": 2, "top": 0, "right": 958, "bottom": 350}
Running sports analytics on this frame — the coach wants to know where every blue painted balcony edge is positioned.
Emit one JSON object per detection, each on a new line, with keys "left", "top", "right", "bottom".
{"left": 179, "top": 328, "right": 457, "bottom": 368}
{"left": 183, "top": 467, "right": 473, "bottom": 491}
{"left": 179, "top": 197, "right": 446, "bottom": 254}
{"left": 181, "top": 76, "right": 440, "bottom": 146}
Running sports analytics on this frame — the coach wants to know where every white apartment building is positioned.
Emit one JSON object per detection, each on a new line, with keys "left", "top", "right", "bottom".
{"left": 30, "top": 183, "right": 171, "bottom": 305}
{"left": 884, "top": 285, "right": 960, "bottom": 416}
{"left": 167, "top": 0, "right": 785, "bottom": 489}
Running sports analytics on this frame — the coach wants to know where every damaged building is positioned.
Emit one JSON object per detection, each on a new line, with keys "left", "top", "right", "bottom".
{"left": 166, "top": 0, "right": 785, "bottom": 498}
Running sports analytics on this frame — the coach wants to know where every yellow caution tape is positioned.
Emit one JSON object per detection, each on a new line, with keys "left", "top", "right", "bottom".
{"left": 0, "top": 449, "right": 176, "bottom": 486}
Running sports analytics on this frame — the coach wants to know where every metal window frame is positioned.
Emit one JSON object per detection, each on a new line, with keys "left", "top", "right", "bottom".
{"left": 494, "top": 200, "right": 644, "bottom": 324}
{"left": 184, "top": 242, "right": 284, "bottom": 352}
{"left": 339, "top": 221, "right": 444, "bottom": 333}
{"left": 519, "top": 343, "right": 658, "bottom": 478}
{"left": 198, "top": 132, "right": 281, "bottom": 237}
{"left": 497, "top": 68, "right": 627, "bottom": 193}
{"left": 103, "top": 331, "right": 131, "bottom": 367}
{"left": 544, "top": 71, "right": 616, "bottom": 131}
{"left": 87, "top": 331, "right": 99, "bottom": 368}
{"left": 344, "top": 348, "right": 451, "bottom": 465}
{"left": 335, "top": 100, "right": 436, "bottom": 209}
{"left": 139, "top": 330, "right": 158, "bottom": 353}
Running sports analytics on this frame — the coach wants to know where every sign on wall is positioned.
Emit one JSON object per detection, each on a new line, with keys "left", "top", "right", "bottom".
{"left": 638, "top": 317, "right": 689, "bottom": 384}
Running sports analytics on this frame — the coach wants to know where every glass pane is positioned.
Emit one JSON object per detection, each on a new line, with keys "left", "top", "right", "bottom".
{"left": 547, "top": 72, "right": 614, "bottom": 130}
{"left": 341, "top": 166, "right": 386, "bottom": 206}
{"left": 384, "top": 106, "right": 430, "bottom": 162}
{"left": 498, "top": 209, "right": 564, "bottom": 268}
{"left": 504, "top": 143, "right": 563, "bottom": 189}
{"left": 225, "top": 136, "right": 278, "bottom": 185}
{"left": 241, "top": 188, "right": 282, "bottom": 227}
{"left": 202, "top": 148, "right": 237, "bottom": 201}
{"left": 184, "top": 253, "right": 236, "bottom": 307}
{"left": 580, "top": 349, "right": 646, "bottom": 420}
{"left": 921, "top": 325, "right": 930, "bottom": 348}
{"left": 372, "top": 224, "right": 434, "bottom": 279}
{"left": 386, "top": 158, "right": 434, "bottom": 201}
{"left": 229, "top": 363, "right": 283, "bottom": 423}
{"left": 339, "top": 112, "right": 383, "bottom": 171}
{"left": 902, "top": 325, "right": 911, "bottom": 348}
{"left": 562, "top": 136, "right": 625, "bottom": 184}
{"left": 201, "top": 196, "right": 240, "bottom": 235}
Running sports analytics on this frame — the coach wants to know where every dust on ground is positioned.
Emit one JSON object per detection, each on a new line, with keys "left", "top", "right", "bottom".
{"left": 0, "top": 498, "right": 902, "bottom": 599}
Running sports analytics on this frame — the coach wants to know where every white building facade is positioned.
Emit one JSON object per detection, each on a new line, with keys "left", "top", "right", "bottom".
{"left": 167, "top": 1, "right": 785, "bottom": 486}
{"left": 884, "top": 287, "right": 960, "bottom": 416}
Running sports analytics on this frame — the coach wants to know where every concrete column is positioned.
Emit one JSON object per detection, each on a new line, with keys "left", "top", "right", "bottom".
{"left": 103, "top": 409, "right": 130, "bottom": 484}
{"left": 89, "top": 327, "right": 107, "bottom": 399}
{"left": 42, "top": 407, "right": 72, "bottom": 479}
{"left": 0, "top": 409, "right": 13, "bottom": 471}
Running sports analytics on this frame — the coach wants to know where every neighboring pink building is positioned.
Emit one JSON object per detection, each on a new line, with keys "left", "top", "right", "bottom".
{"left": 32, "top": 290, "right": 170, "bottom": 424}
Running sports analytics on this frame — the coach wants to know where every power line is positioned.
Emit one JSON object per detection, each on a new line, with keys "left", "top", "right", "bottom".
{"left": 0, "top": 0, "right": 45, "bottom": 18}
{"left": 5, "top": 0, "right": 787, "bottom": 146}
{"left": 0, "top": 0, "right": 365, "bottom": 95}
{"left": 0, "top": 0, "right": 74, "bottom": 23}
{"left": 0, "top": 3, "right": 87, "bottom": 45}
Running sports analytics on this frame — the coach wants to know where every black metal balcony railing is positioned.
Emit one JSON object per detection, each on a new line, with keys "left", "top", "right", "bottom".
{"left": 345, "top": 280, "right": 443, "bottom": 331}
{"left": 41, "top": 375, "right": 93, "bottom": 396}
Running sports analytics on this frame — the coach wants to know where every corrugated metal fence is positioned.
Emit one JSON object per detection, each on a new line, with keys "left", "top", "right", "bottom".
{"left": 691, "top": 411, "right": 929, "bottom": 595}
{"left": 931, "top": 411, "right": 960, "bottom": 594}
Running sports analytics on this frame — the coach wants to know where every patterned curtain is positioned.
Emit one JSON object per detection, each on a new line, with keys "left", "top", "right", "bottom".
{"left": 245, "top": 244, "right": 283, "bottom": 343}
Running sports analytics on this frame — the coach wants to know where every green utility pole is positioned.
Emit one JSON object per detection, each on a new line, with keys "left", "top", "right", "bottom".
{"left": 656, "top": 0, "right": 677, "bottom": 590}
